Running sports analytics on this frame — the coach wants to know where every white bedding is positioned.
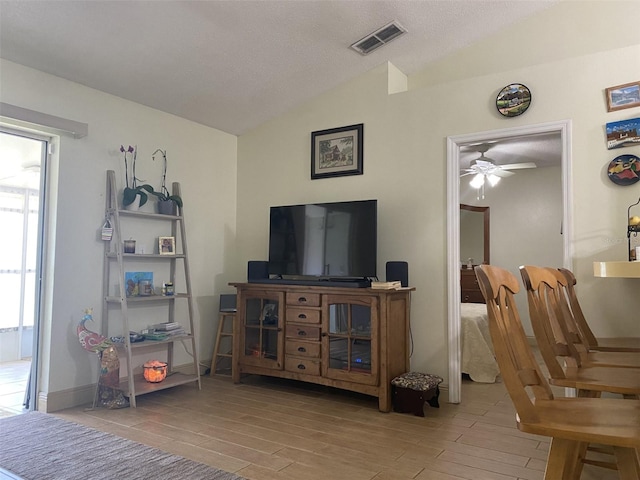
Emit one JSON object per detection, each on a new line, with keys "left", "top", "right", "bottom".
{"left": 461, "top": 303, "right": 500, "bottom": 383}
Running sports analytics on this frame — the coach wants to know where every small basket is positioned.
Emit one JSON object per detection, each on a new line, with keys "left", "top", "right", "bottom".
{"left": 143, "top": 360, "right": 167, "bottom": 383}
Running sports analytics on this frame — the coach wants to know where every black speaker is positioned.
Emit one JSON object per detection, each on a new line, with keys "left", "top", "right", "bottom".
{"left": 386, "top": 261, "right": 408, "bottom": 287}
{"left": 247, "top": 261, "right": 269, "bottom": 282}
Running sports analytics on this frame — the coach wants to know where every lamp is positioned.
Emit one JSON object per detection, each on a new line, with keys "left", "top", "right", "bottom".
{"left": 469, "top": 173, "right": 485, "bottom": 189}
{"left": 487, "top": 174, "right": 501, "bottom": 186}
{"left": 143, "top": 360, "right": 167, "bottom": 382}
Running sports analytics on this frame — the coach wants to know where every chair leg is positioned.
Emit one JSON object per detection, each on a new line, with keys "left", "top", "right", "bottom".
{"left": 613, "top": 447, "right": 640, "bottom": 480}
{"left": 210, "top": 314, "right": 225, "bottom": 377}
{"left": 545, "top": 437, "right": 581, "bottom": 479}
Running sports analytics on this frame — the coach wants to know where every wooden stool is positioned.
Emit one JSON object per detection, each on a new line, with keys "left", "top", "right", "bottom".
{"left": 391, "top": 372, "right": 443, "bottom": 416}
{"left": 210, "top": 312, "right": 235, "bottom": 376}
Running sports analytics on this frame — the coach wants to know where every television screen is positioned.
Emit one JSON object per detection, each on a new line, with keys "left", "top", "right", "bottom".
{"left": 268, "top": 200, "right": 377, "bottom": 278}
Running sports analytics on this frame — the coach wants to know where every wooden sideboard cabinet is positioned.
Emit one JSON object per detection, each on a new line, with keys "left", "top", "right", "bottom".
{"left": 231, "top": 282, "right": 413, "bottom": 412}
{"left": 461, "top": 268, "right": 484, "bottom": 303}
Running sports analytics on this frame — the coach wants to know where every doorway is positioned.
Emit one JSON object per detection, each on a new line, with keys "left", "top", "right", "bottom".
{"left": 446, "top": 120, "right": 572, "bottom": 404}
{"left": 0, "top": 128, "right": 47, "bottom": 414}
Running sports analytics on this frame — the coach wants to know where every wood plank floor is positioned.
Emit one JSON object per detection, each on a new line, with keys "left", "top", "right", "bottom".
{"left": 54, "top": 373, "right": 618, "bottom": 480}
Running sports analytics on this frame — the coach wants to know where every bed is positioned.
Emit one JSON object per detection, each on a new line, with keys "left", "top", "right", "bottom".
{"left": 461, "top": 302, "right": 500, "bottom": 383}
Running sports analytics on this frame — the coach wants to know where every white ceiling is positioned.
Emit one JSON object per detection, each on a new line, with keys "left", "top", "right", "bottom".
{"left": 459, "top": 131, "right": 563, "bottom": 170}
{"left": 0, "top": 0, "right": 558, "bottom": 137}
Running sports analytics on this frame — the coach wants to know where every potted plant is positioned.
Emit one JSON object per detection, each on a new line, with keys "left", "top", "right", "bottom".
{"left": 121, "top": 145, "right": 154, "bottom": 210}
{"left": 150, "top": 149, "right": 183, "bottom": 215}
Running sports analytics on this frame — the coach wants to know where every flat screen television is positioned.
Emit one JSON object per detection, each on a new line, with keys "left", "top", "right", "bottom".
{"left": 268, "top": 200, "right": 377, "bottom": 280}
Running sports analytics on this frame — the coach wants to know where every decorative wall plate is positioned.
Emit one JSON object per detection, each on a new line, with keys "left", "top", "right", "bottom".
{"left": 496, "top": 83, "right": 531, "bottom": 117}
{"left": 607, "top": 154, "right": 640, "bottom": 186}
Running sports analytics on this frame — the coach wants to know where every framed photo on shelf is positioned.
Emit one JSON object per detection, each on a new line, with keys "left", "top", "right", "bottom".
{"left": 159, "top": 236, "right": 175, "bottom": 255}
{"left": 605, "top": 81, "right": 640, "bottom": 112}
{"left": 124, "top": 271, "right": 153, "bottom": 297}
{"left": 311, "top": 123, "right": 363, "bottom": 179}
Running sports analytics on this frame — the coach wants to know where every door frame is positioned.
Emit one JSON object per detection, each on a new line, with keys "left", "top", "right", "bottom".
{"left": 446, "top": 120, "right": 573, "bottom": 404}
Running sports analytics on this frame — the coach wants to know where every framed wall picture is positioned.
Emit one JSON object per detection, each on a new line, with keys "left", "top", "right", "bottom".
{"left": 495, "top": 83, "right": 531, "bottom": 117}
{"left": 311, "top": 123, "right": 363, "bottom": 179}
{"left": 606, "top": 117, "right": 640, "bottom": 149}
{"left": 158, "top": 236, "right": 175, "bottom": 255}
{"left": 605, "top": 81, "right": 640, "bottom": 112}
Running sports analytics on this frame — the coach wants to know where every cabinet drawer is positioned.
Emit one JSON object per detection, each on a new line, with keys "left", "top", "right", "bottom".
{"left": 286, "top": 292, "right": 321, "bottom": 307}
{"left": 286, "top": 307, "right": 320, "bottom": 324}
{"left": 285, "top": 356, "right": 321, "bottom": 376}
{"left": 285, "top": 340, "right": 320, "bottom": 358}
{"left": 286, "top": 324, "right": 320, "bottom": 341}
{"left": 462, "top": 290, "right": 485, "bottom": 303}
{"left": 460, "top": 272, "right": 479, "bottom": 289}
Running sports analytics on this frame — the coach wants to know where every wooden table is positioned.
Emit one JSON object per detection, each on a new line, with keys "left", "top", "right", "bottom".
{"left": 593, "top": 261, "right": 640, "bottom": 278}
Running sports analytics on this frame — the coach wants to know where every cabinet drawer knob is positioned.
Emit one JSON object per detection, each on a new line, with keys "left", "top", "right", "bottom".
{"left": 297, "top": 346, "right": 307, "bottom": 353}
{"left": 298, "top": 297, "right": 307, "bottom": 303}
{"left": 298, "top": 313, "right": 307, "bottom": 319}
{"left": 297, "top": 330, "right": 307, "bottom": 336}
{"left": 297, "top": 364, "right": 306, "bottom": 370}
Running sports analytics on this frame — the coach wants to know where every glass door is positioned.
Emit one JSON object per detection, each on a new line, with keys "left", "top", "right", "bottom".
{"left": 240, "top": 291, "right": 284, "bottom": 370}
{"left": 0, "top": 128, "right": 48, "bottom": 412}
{"left": 323, "top": 295, "right": 378, "bottom": 385}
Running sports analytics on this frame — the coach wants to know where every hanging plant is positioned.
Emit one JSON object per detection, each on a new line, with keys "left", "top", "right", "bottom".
{"left": 120, "top": 145, "right": 154, "bottom": 206}
{"left": 149, "top": 149, "right": 183, "bottom": 208}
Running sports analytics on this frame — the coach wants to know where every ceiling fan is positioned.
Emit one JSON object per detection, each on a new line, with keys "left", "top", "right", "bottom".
{"left": 460, "top": 144, "right": 537, "bottom": 199}
{"left": 461, "top": 144, "right": 536, "bottom": 190}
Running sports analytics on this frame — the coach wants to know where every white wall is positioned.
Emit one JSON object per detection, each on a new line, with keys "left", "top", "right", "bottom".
{"left": 236, "top": 2, "right": 640, "bottom": 385}
{"left": 0, "top": 59, "right": 238, "bottom": 409}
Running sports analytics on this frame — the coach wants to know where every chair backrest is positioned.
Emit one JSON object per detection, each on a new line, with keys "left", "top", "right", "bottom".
{"left": 519, "top": 265, "right": 586, "bottom": 376}
{"left": 474, "top": 265, "right": 554, "bottom": 423}
{"left": 558, "top": 268, "right": 599, "bottom": 349}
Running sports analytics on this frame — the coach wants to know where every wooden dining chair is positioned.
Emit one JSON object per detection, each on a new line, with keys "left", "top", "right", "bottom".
{"left": 558, "top": 268, "right": 640, "bottom": 352}
{"left": 524, "top": 267, "right": 640, "bottom": 369}
{"left": 519, "top": 265, "right": 640, "bottom": 399}
{"left": 474, "top": 264, "right": 640, "bottom": 479}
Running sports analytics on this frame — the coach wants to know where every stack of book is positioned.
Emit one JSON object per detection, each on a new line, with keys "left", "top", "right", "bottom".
{"left": 370, "top": 281, "right": 402, "bottom": 290}
{"left": 147, "top": 322, "right": 186, "bottom": 340}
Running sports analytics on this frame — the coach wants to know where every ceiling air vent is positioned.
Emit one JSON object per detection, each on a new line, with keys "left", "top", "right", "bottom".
{"left": 350, "top": 21, "right": 407, "bottom": 56}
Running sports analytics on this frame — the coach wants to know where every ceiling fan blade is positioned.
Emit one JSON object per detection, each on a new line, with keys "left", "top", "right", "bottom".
{"left": 493, "top": 169, "right": 515, "bottom": 178}
{"left": 499, "top": 162, "right": 537, "bottom": 170}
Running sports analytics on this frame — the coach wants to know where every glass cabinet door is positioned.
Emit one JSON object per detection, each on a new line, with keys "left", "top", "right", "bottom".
{"left": 323, "top": 295, "right": 378, "bottom": 385}
{"left": 240, "top": 292, "right": 284, "bottom": 369}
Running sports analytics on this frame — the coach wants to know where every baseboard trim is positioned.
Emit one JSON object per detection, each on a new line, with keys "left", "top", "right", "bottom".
{"left": 39, "top": 383, "right": 95, "bottom": 412}
{"left": 40, "top": 363, "right": 198, "bottom": 412}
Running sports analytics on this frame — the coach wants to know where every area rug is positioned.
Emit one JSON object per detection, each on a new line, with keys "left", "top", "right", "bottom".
{"left": 0, "top": 412, "right": 245, "bottom": 480}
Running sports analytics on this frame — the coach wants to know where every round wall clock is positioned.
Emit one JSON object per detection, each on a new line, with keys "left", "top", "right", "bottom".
{"left": 496, "top": 83, "right": 532, "bottom": 117}
{"left": 607, "top": 154, "right": 640, "bottom": 186}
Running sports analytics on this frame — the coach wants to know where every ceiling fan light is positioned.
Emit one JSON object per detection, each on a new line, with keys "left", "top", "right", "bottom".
{"left": 487, "top": 174, "right": 501, "bottom": 186}
{"left": 470, "top": 173, "right": 485, "bottom": 189}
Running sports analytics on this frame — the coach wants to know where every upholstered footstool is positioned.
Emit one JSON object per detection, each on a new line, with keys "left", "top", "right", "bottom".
{"left": 391, "top": 372, "right": 443, "bottom": 417}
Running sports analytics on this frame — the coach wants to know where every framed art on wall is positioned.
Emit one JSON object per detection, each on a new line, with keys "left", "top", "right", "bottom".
{"left": 606, "top": 81, "right": 640, "bottom": 112}
{"left": 606, "top": 117, "right": 640, "bottom": 149}
{"left": 311, "top": 123, "right": 363, "bottom": 179}
{"left": 496, "top": 83, "right": 531, "bottom": 117}
{"left": 607, "top": 154, "right": 639, "bottom": 186}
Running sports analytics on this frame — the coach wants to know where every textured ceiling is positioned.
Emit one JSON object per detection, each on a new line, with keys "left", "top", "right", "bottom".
{"left": 0, "top": 0, "right": 557, "bottom": 136}
{"left": 460, "top": 132, "right": 563, "bottom": 169}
